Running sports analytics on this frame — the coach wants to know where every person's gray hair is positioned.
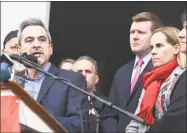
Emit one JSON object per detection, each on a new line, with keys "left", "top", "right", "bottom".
{"left": 75, "top": 56, "right": 98, "bottom": 74}
{"left": 17, "top": 18, "right": 52, "bottom": 45}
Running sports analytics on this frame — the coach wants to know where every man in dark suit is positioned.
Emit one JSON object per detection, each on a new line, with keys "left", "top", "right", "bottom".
{"left": 73, "top": 56, "right": 117, "bottom": 132}
{"left": 17, "top": 18, "right": 89, "bottom": 132}
{"left": 146, "top": 9, "right": 186, "bottom": 133}
{"left": 73, "top": 56, "right": 104, "bottom": 132}
{"left": 103, "top": 12, "right": 164, "bottom": 132}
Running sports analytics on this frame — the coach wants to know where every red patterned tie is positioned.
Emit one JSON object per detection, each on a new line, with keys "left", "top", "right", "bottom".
{"left": 130, "top": 60, "right": 144, "bottom": 93}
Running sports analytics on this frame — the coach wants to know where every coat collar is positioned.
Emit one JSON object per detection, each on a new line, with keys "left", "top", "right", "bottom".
{"left": 36, "top": 63, "right": 59, "bottom": 102}
{"left": 160, "top": 66, "right": 186, "bottom": 91}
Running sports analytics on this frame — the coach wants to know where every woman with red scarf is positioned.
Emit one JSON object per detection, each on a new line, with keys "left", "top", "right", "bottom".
{"left": 126, "top": 26, "right": 186, "bottom": 132}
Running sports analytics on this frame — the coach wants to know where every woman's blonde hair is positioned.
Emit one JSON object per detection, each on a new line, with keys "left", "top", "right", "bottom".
{"left": 152, "top": 26, "right": 186, "bottom": 69}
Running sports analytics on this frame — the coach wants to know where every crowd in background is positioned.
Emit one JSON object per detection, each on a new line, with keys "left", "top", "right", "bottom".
{"left": 1, "top": 9, "right": 186, "bottom": 133}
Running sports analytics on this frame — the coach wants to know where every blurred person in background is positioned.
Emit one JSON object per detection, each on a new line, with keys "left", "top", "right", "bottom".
{"left": 59, "top": 58, "right": 75, "bottom": 70}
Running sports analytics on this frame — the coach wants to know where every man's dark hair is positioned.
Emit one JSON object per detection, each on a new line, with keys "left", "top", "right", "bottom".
{"left": 3, "top": 30, "right": 18, "bottom": 48}
{"left": 132, "top": 12, "right": 164, "bottom": 32}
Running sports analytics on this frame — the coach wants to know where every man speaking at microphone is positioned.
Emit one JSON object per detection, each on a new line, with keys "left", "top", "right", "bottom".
{"left": 16, "top": 18, "right": 89, "bottom": 132}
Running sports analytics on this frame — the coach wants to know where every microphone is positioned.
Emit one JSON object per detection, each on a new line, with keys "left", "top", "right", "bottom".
{"left": 9, "top": 53, "right": 39, "bottom": 68}
{"left": 20, "top": 53, "right": 38, "bottom": 64}
{"left": 0, "top": 53, "right": 13, "bottom": 82}
{"left": 89, "top": 91, "right": 105, "bottom": 114}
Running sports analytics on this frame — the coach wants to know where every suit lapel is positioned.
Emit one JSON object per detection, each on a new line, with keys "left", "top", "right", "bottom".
{"left": 121, "top": 61, "right": 134, "bottom": 107}
{"left": 125, "top": 61, "right": 134, "bottom": 99}
{"left": 36, "top": 64, "right": 58, "bottom": 103}
{"left": 126, "top": 60, "right": 153, "bottom": 104}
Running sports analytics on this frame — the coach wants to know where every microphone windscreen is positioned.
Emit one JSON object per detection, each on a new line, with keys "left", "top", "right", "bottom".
{"left": 23, "top": 55, "right": 38, "bottom": 68}
{"left": 20, "top": 53, "right": 38, "bottom": 64}
{"left": 26, "top": 55, "right": 38, "bottom": 64}
{"left": 9, "top": 53, "right": 39, "bottom": 69}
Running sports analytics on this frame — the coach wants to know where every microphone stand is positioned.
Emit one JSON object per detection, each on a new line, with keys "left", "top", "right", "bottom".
{"left": 10, "top": 55, "right": 145, "bottom": 125}
{"left": 89, "top": 98, "right": 102, "bottom": 133}
{"left": 94, "top": 108, "right": 100, "bottom": 133}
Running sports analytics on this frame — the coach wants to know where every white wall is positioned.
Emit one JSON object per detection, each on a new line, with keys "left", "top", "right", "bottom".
{"left": 1, "top": 2, "right": 51, "bottom": 52}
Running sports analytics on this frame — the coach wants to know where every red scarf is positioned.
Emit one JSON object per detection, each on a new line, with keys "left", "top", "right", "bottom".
{"left": 137, "top": 60, "right": 178, "bottom": 125}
